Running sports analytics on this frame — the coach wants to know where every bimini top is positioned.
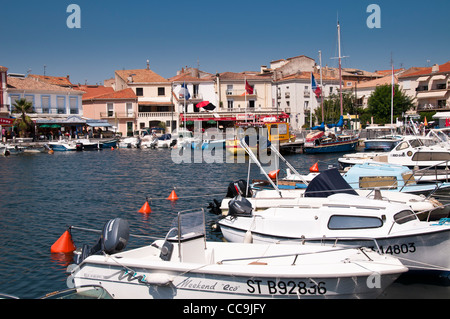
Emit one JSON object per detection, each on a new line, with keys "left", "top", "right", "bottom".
{"left": 305, "top": 168, "right": 358, "bottom": 198}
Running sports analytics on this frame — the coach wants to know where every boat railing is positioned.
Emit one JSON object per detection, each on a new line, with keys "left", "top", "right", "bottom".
{"left": 217, "top": 236, "right": 384, "bottom": 265}
{"left": 400, "top": 160, "right": 450, "bottom": 192}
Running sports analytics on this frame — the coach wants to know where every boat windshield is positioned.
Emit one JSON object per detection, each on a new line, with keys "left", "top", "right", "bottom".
{"left": 393, "top": 210, "right": 417, "bottom": 224}
{"left": 167, "top": 210, "right": 205, "bottom": 239}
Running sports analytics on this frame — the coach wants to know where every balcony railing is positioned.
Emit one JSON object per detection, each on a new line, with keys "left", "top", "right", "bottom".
{"left": 100, "top": 112, "right": 136, "bottom": 119}
{"left": 138, "top": 112, "right": 174, "bottom": 118}
{"left": 226, "top": 89, "right": 257, "bottom": 97}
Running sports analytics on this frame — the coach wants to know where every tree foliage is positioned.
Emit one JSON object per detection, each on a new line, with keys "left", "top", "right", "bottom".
{"left": 12, "top": 98, "right": 35, "bottom": 137}
{"left": 366, "top": 84, "right": 414, "bottom": 124}
{"left": 313, "top": 92, "right": 361, "bottom": 125}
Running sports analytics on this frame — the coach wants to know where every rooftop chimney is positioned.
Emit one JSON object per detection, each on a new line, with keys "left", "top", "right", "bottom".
{"left": 146, "top": 59, "right": 150, "bottom": 70}
{"left": 432, "top": 64, "right": 439, "bottom": 73}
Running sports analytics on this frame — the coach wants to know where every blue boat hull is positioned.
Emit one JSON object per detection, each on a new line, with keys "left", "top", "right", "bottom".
{"left": 304, "top": 140, "right": 358, "bottom": 154}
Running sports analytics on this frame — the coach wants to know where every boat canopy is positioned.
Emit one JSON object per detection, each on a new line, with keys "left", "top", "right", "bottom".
{"left": 304, "top": 168, "right": 358, "bottom": 198}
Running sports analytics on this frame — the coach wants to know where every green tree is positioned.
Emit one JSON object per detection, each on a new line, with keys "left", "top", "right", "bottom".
{"left": 12, "top": 98, "right": 35, "bottom": 137}
{"left": 313, "top": 92, "right": 360, "bottom": 126}
{"left": 367, "top": 84, "right": 414, "bottom": 124}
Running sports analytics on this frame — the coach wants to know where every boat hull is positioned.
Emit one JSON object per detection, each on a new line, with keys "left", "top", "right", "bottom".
{"left": 71, "top": 241, "right": 405, "bottom": 299}
{"left": 304, "top": 140, "right": 358, "bottom": 154}
{"left": 364, "top": 140, "right": 400, "bottom": 151}
{"left": 219, "top": 219, "right": 450, "bottom": 273}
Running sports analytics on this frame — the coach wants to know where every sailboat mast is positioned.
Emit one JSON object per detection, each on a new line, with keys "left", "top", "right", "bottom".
{"left": 338, "top": 22, "right": 343, "bottom": 116}
{"left": 391, "top": 54, "right": 394, "bottom": 127}
{"left": 319, "top": 50, "right": 324, "bottom": 123}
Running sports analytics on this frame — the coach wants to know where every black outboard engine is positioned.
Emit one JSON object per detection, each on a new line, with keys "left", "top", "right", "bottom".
{"left": 76, "top": 218, "right": 130, "bottom": 264}
{"left": 226, "top": 179, "right": 252, "bottom": 198}
{"left": 76, "top": 143, "right": 83, "bottom": 151}
{"left": 228, "top": 195, "right": 252, "bottom": 217}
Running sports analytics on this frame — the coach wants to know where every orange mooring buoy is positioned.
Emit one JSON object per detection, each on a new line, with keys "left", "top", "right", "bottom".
{"left": 138, "top": 199, "right": 152, "bottom": 214}
{"left": 309, "top": 162, "right": 319, "bottom": 173}
{"left": 51, "top": 229, "right": 76, "bottom": 253}
{"left": 111, "top": 146, "right": 114, "bottom": 150}
{"left": 268, "top": 169, "right": 280, "bottom": 180}
{"left": 167, "top": 189, "right": 178, "bottom": 201}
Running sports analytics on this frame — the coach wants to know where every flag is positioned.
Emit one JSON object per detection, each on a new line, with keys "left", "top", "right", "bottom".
{"left": 245, "top": 80, "right": 253, "bottom": 95}
{"left": 311, "top": 73, "right": 322, "bottom": 98}
{"left": 179, "top": 82, "right": 190, "bottom": 100}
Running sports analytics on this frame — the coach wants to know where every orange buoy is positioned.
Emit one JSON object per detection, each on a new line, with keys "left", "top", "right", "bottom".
{"left": 51, "top": 229, "right": 76, "bottom": 253}
{"left": 309, "top": 162, "right": 319, "bottom": 173}
{"left": 268, "top": 169, "right": 280, "bottom": 180}
{"left": 167, "top": 189, "right": 178, "bottom": 201}
{"left": 48, "top": 149, "right": 54, "bottom": 154}
{"left": 138, "top": 199, "right": 151, "bottom": 214}
{"left": 111, "top": 146, "right": 114, "bottom": 150}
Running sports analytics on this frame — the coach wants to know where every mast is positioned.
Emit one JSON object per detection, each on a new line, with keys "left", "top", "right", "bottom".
{"left": 337, "top": 22, "right": 343, "bottom": 116}
{"left": 391, "top": 54, "right": 394, "bottom": 128}
{"left": 319, "top": 50, "right": 324, "bottom": 122}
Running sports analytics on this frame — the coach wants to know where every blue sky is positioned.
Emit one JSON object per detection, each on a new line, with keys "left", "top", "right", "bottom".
{"left": 1, "top": 0, "right": 449, "bottom": 84}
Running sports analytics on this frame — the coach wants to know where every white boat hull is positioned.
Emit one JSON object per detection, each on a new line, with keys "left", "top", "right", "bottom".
{"left": 71, "top": 241, "right": 406, "bottom": 299}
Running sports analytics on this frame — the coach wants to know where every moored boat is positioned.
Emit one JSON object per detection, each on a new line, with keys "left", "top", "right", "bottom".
{"left": 69, "top": 211, "right": 407, "bottom": 299}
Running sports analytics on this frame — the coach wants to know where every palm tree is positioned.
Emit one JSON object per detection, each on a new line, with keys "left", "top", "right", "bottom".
{"left": 12, "top": 98, "right": 35, "bottom": 137}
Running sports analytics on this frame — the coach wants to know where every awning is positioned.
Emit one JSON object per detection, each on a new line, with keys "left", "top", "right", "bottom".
{"left": 0, "top": 118, "right": 15, "bottom": 125}
{"left": 432, "top": 112, "right": 450, "bottom": 119}
{"left": 86, "top": 122, "right": 112, "bottom": 127}
{"left": 431, "top": 75, "right": 447, "bottom": 81}
{"left": 417, "top": 91, "right": 448, "bottom": 99}
{"left": 417, "top": 76, "right": 430, "bottom": 82}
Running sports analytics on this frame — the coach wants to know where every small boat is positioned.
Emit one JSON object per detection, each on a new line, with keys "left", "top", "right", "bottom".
{"left": 218, "top": 173, "right": 450, "bottom": 273}
{"left": 363, "top": 126, "right": 404, "bottom": 151}
{"left": 100, "top": 139, "right": 118, "bottom": 149}
{"left": 118, "top": 136, "right": 141, "bottom": 148}
{"left": 338, "top": 136, "right": 450, "bottom": 184}
{"left": 69, "top": 210, "right": 406, "bottom": 299}
{"left": 284, "top": 162, "right": 450, "bottom": 197}
{"left": 74, "top": 138, "right": 102, "bottom": 151}
{"left": 304, "top": 123, "right": 360, "bottom": 154}
{"left": 156, "top": 133, "right": 176, "bottom": 148}
{"left": 0, "top": 143, "right": 25, "bottom": 156}
{"left": 192, "top": 139, "right": 226, "bottom": 150}
{"left": 48, "top": 139, "right": 79, "bottom": 151}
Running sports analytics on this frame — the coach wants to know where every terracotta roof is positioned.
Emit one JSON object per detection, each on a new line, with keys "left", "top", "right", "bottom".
{"left": 169, "top": 73, "right": 214, "bottom": 82}
{"left": 399, "top": 61, "right": 450, "bottom": 78}
{"left": 218, "top": 71, "right": 272, "bottom": 81}
{"left": 28, "top": 74, "right": 73, "bottom": 87}
{"left": 345, "top": 75, "right": 397, "bottom": 89}
{"left": 7, "top": 76, "right": 83, "bottom": 93}
{"left": 0, "top": 66, "right": 8, "bottom": 72}
{"left": 74, "top": 85, "right": 115, "bottom": 100}
{"left": 278, "top": 72, "right": 338, "bottom": 82}
{"left": 375, "top": 68, "right": 405, "bottom": 76}
{"left": 115, "top": 69, "right": 169, "bottom": 83}
{"left": 89, "top": 88, "right": 137, "bottom": 100}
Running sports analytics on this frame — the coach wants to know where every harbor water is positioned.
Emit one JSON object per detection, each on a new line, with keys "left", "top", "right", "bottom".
{"left": 0, "top": 147, "right": 449, "bottom": 299}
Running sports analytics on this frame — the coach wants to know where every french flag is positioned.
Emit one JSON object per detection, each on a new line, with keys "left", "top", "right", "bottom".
{"left": 311, "top": 73, "right": 322, "bottom": 98}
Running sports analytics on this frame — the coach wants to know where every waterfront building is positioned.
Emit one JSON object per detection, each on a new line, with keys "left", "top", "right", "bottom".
{"left": 0, "top": 66, "right": 8, "bottom": 118}
{"left": 6, "top": 73, "right": 84, "bottom": 137}
{"left": 76, "top": 85, "right": 138, "bottom": 137}
{"left": 398, "top": 61, "right": 450, "bottom": 113}
{"left": 114, "top": 62, "right": 174, "bottom": 133}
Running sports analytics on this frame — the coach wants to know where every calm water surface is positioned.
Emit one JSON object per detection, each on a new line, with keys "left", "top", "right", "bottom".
{"left": 0, "top": 147, "right": 448, "bottom": 298}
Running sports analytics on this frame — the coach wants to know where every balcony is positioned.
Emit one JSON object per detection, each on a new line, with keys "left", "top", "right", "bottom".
{"left": 0, "top": 104, "right": 10, "bottom": 114}
{"left": 226, "top": 89, "right": 257, "bottom": 97}
{"left": 100, "top": 111, "right": 136, "bottom": 119}
{"left": 304, "top": 91, "right": 310, "bottom": 98}
{"left": 138, "top": 112, "right": 173, "bottom": 118}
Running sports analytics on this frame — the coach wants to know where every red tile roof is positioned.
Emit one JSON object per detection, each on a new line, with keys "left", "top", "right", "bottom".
{"left": 399, "top": 61, "right": 450, "bottom": 78}
{"left": 90, "top": 88, "right": 137, "bottom": 100}
{"left": 115, "top": 69, "right": 169, "bottom": 83}
{"left": 28, "top": 74, "right": 73, "bottom": 87}
{"left": 7, "top": 76, "right": 82, "bottom": 93}
{"left": 74, "top": 85, "right": 114, "bottom": 100}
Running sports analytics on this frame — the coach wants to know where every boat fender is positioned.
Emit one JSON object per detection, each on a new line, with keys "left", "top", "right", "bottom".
{"left": 244, "top": 230, "right": 253, "bottom": 243}
{"left": 142, "top": 273, "right": 174, "bottom": 286}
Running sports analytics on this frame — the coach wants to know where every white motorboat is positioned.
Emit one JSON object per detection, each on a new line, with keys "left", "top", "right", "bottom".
{"left": 48, "top": 139, "right": 79, "bottom": 151}
{"left": 1, "top": 143, "right": 25, "bottom": 155}
{"left": 118, "top": 136, "right": 141, "bottom": 148}
{"left": 74, "top": 138, "right": 102, "bottom": 151}
{"left": 218, "top": 173, "right": 450, "bottom": 273}
{"left": 214, "top": 138, "right": 447, "bottom": 219}
{"left": 338, "top": 136, "right": 450, "bottom": 171}
{"left": 69, "top": 210, "right": 407, "bottom": 299}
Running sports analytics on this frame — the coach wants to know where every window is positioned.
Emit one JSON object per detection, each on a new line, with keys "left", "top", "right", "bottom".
{"left": 328, "top": 215, "right": 383, "bottom": 230}
{"left": 107, "top": 103, "right": 114, "bottom": 117}
{"left": 158, "top": 87, "right": 165, "bottom": 96}
{"left": 249, "top": 100, "right": 255, "bottom": 108}
{"left": 227, "top": 100, "right": 233, "bottom": 109}
{"left": 395, "top": 141, "right": 409, "bottom": 151}
{"left": 42, "top": 96, "right": 50, "bottom": 113}
{"left": 126, "top": 103, "right": 133, "bottom": 117}
{"left": 136, "top": 88, "right": 143, "bottom": 96}
{"left": 412, "top": 152, "right": 450, "bottom": 161}
{"left": 393, "top": 210, "right": 417, "bottom": 224}
{"left": 57, "top": 96, "right": 65, "bottom": 114}
{"left": 69, "top": 97, "right": 78, "bottom": 114}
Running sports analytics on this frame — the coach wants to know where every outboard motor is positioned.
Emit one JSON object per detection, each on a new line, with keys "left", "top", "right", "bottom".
{"left": 226, "top": 179, "right": 252, "bottom": 198}
{"left": 76, "top": 143, "right": 83, "bottom": 151}
{"left": 228, "top": 195, "right": 252, "bottom": 217}
{"left": 76, "top": 218, "right": 130, "bottom": 264}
